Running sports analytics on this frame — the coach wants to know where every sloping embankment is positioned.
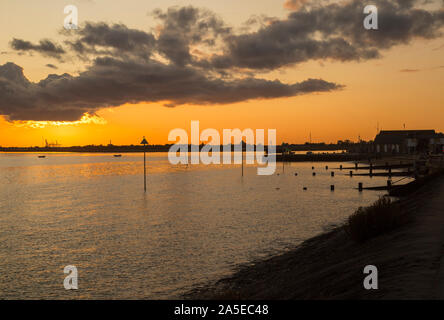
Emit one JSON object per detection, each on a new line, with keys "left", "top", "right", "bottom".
{"left": 187, "top": 175, "right": 444, "bottom": 299}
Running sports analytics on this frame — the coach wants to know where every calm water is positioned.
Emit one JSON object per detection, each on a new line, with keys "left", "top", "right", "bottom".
{"left": 0, "top": 152, "right": 408, "bottom": 299}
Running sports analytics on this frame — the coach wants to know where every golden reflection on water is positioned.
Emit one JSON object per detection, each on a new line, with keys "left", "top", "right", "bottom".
{"left": 0, "top": 152, "right": 410, "bottom": 299}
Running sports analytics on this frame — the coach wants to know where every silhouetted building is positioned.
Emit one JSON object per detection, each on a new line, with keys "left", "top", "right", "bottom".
{"left": 373, "top": 130, "right": 444, "bottom": 154}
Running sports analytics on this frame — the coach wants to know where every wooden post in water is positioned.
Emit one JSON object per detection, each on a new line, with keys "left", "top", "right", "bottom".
{"left": 358, "top": 182, "right": 363, "bottom": 192}
{"left": 349, "top": 170, "right": 353, "bottom": 177}
{"left": 144, "top": 150, "right": 146, "bottom": 192}
{"left": 140, "top": 136, "right": 148, "bottom": 192}
{"left": 242, "top": 148, "right": 244, "bottom": 177}
{"left": 331, "top": 185, "right": 335, "bottom": 191}
{"left": 331, "top": 171, "right": 335, "bottom": 177}
{"left": 282, "top": 149, "right": 284, "bottom": 174}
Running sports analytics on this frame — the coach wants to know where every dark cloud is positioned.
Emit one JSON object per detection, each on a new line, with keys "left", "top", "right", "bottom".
{"left": 0, "top": 60, "right": 342, "bottom": 121}
{"left": 208, "top": 0, "right": 444, "bottom": 70}
{"left": 152, "top": 6, "right": 231, "bottom": 66}
{"left": 45, "top": 64, "right": 58, "bottom": 69}
{"left": 10, "top": 38, "right": 65, "bottom": 60}
{"left": 64, "top": 22, "right": 156, "bottom": 61}
{"left": 240, "top": 15, "right": 279, "bottom": 32}
{"left": 2, "top": 1, "right": 444, "bottom": 122}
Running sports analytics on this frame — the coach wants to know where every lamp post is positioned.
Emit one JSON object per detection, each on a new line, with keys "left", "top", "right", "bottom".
{"left": 140, "top": 136, "right": 148, "bottom": 192}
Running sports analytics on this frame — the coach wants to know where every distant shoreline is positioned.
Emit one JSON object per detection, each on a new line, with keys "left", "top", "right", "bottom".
{"left": 0, "top": 146, "right": 171, "bottom": 153}
{"left": 0, "top": 144, "right": 349, "bottom": 154}
{"left": 0, "top": 146, "right": 363, "bottom": 164}
{"left": 186, "top": 173, "right": 444, "bottom": 299}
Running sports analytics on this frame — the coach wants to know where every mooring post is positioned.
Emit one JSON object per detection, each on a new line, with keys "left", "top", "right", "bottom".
{"left": 340, "top": 164, "right": 343, "bottom": 170}
{"left": 349, "top": 170, "right": 353, "bottom": 177}
{"left": 312, "top": 172, "right": 316, "bottom": 176}
{"left": 281, "top": 148, "right": 284, "bottom": 174}
{"left": 331, "top": 185, "right": 335, "bottom": 191}
{"left": 140, "top": 136, "right": 148, "bottom": 192}
{"left": 355, "top": 162, "right": 358, "bottom": 170}
{"left": 242, "top": 149, "right": 244, "bottom": 177}
{"left": 144, "top": 150, "right": 146, "bottom": 192}
{"left": 387, "top": 180, "right": 392, "bottom": 189}
{"left": 358, "top": 182, "right": 363, "bottom": 192}
{"left": 331, "top": 171, "right": 335, "bottom": 177}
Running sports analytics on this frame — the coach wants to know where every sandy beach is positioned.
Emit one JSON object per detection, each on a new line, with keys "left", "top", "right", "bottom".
{"left": 188, "top": 175, "right": 444, "bottom": 299}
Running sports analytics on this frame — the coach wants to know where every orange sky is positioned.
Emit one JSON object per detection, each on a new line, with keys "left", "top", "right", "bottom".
{"left": 0, "top": 0, "right": 443, "bottom": 147}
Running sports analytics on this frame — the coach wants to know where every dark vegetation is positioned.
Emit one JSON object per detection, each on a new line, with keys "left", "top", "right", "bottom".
{"left": 344, "top": 197, "right": 409, "bottom": 243}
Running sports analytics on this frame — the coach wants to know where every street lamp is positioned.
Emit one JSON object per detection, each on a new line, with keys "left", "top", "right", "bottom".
{"left": 140, "top": 136, "right": 148, "bottom": 192}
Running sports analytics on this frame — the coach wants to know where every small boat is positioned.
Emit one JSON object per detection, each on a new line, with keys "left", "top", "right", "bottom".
{"left": 113, "top": 154, "right": 122, "bottom": 157}
{"left": 38, "top": 155, "right": 46, "bottom": 158}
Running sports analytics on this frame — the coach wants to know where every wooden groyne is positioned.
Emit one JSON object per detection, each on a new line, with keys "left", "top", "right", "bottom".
{"left": 275, "top": 153, "right": 372, "bottom": 162}
{"left": 338, "top": 163, "right": 414, "bottom": 170}
{"left": 352, "top": 172, "right": 412, "bottom": 177}
{"left": 389, "top": 170, "right": 444, "bottom": 197}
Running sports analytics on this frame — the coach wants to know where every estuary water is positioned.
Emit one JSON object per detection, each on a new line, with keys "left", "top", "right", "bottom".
{"left": 0, "top": 152, "right": 406, "bottom": 299}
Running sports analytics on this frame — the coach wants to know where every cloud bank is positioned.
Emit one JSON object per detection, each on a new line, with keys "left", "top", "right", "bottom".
{"left": 1, "top": 1, "right": 443, "bottom": 122}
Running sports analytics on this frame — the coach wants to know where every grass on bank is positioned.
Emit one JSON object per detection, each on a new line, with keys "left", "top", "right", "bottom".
{"left": 345, "top": 196, "right": 408, "bottom": 243}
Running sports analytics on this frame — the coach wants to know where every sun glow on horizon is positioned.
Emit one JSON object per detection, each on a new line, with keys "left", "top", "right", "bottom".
{"left": 12, "top": 113, "right": 107, "bottom": 129}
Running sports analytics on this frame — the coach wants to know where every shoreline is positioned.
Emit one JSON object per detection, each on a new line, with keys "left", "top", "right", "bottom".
{"left": 186, "top": 174, "right": 444, "bottom": 299}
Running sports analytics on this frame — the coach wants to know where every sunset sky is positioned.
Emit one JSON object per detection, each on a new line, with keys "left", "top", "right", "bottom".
{"left": 0, "top": 0, "right": 443, "bottom": 147}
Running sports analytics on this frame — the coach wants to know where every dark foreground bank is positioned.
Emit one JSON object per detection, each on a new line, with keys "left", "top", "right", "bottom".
{"left": 186, "top": 175, "right": 444, "bottom": 300}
